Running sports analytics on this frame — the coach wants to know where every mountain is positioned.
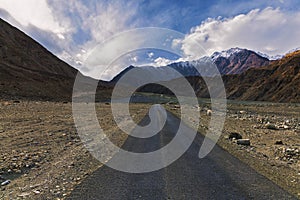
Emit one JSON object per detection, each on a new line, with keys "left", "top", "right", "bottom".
{"left": 110, "top": 65, "right": 135, "bottom": 84}
{"left": 0, "top": 18, "right": 109, "bottom": 101}
{"left": 211, "top": 48, "right": 270, "bottom": 74}
{"left": 164, "top": 48, "right": 270, "bottom": 77}
{"left": 112, "top": 48, "right": 270, "bottom": 83}
{"left": 223, "top": 50, "right": 300, "bottom": 102}
{"left": 256, "top": 51, "right": 283, "bottom": 61}
{"left": 139, "top": 50, "right": 300, "bottom": 103}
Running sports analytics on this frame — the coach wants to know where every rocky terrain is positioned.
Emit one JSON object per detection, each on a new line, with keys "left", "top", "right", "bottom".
{"left": 1, "top": 99, "right": 298, "bottom": 199}
{"left": 167, "top": 101, "right": 300, "bottom": 198}
{"left": 0, "top": 16, "right": 299, "bottom": 200}
{"left": 0, "top": 101, "right": 150, "bottom": 199}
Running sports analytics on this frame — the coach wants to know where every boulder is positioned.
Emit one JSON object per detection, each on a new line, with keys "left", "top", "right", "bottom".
{"left": 275, "top": 140, "right": 283, "bottom": 145}
{"left": 265, "top": 123, "right": 278, "bottom": 130}
{"left": 237, "top": 139, "right": 250, "bottom": 146}
{"left": 228, "top": 132, "right": 242, "bottom": 140}
{"left": 206, "top": 109, "right": 212, "bottom": 116}
{"left": 1, "top": 180, "right": 11, "bottom": 186}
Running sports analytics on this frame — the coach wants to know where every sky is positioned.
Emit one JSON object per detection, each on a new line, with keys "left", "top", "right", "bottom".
{"left": 0, "top": 0, "right": 300, "bottom": 80}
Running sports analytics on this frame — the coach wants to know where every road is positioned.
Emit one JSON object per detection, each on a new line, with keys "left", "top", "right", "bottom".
{"left": 68, "top": 110, "right": 296, "bottom": 200}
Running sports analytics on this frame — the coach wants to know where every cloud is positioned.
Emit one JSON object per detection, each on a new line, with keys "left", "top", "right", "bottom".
{"left": 177, "top": 7, "right": 300, "bottom": 59}
{"left": 0, "top": 0, "right": 69, "bottom": 34}
{"left": 153, "top": 57, "right": 175, "bottom": 67}
{"left": 0, "top": 0, "right": 140, "bottom": 72}
{"left": 147, "top": 52, "right": 154, "bottom": 58}
{"left": 45, "top": 1, "right": 140, "bottom": 70}
{"left": 1, "top": 2, "right": 300, "bottom": 80}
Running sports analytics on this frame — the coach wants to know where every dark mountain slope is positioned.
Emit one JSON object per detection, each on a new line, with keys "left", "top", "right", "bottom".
{"left": 0, "top": 18, "right": 109, "bottom": 101}
{"left": 223, "top": 50, "right": 300, "bottom": 102}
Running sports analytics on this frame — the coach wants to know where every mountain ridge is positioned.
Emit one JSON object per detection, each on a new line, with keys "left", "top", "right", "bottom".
{"left": 139, "top": 50, "right": 300, "bottom": 103}
{"left": 0, "top": 18, "right": 109, "bottom": 101}
{"left": 111, "top": 48, "right": 270, "bottom": 83}
{"left": 0, "top": 17, "right": 298, "bottom": 103}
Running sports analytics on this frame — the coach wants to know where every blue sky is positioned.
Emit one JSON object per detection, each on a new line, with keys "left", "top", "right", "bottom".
{"left": 0, "top": 0, "right": 300, "bottom": 80}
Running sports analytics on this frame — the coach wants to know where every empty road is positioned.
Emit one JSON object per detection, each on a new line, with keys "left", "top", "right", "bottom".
{"left": 68, "top": 111, "right": 296, "bottom": 200}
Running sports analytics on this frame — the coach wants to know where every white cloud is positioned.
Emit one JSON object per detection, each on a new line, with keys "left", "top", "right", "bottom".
{"left": 0, "top": 0, "right": 68, "bottom": 34}
{"left": 131, "top": 56, "right": 138, "bottom": 62}
{"left": 1, "top": 2, "right": 300, "bottom": 80}
{"left": 153, "top": 57, "right": 174, "bottom": 67}
{"left": 178, "top": 7, "right": 300, "bottom": 59}
{"left": 0, "top": 0, "right": 140, "bottom": 76}
{"left": 148, "top": 52, "right": 154, "bottom": 58}
{"left": 50, "top": 1, "right": 140, "bottom": 72}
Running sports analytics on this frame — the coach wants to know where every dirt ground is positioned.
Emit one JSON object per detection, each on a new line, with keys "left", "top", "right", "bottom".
{"left": 0, "top": 101, "right": 150, "bottom": 199}
{"left": 0, "top": 100, "right": 299, "bottom": 199}
{"left": 166, "top": 101, "right": 300, "bottom": 198}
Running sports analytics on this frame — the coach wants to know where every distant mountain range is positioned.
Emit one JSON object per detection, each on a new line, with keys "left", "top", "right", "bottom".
{"left": 111, "top": 48, "right": 270, "bottom": 84}
{"left": 140, "top": 50, "right": 300, "bottom": 102}
{"left": 0, "top": 18, "right": 299, "bottom": 102}
{"left": 172, "top": 47, "right": 270, "bottom": 76}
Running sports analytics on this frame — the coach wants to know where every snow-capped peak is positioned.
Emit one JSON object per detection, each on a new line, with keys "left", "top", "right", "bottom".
{"left": 256, "top": 51, "right": 283, "bottom": 60}
{"left": 210, "top": 47, "right": 244, "bottom": 61}
{"left": 287, "top": 47, "right": 300, "bottom": 54}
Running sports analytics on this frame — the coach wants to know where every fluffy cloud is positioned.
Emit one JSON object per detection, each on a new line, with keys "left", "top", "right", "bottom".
{"left": 0, "top": 0, "right": 69, "bottom": 34}
{"left": 178, "top": 7, "right": 300, "bottom": 59}
{"left": 1, "top": 2, "right": 300, "bottom": 80}
{"left": 0, "top": 0, "right": 140, "bottom": 72}
{"left": 153, "top": 57, "right": 174, "bottom": 67}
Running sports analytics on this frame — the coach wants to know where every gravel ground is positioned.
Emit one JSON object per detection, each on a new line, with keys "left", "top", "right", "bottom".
{"left": 0, "top": 99, "right": 299, "bottom": 199}
{"left": 167, "top": 101, "right": 300, "bottom": 198}
{"left": 0, "top": 101, "right": 150, "bottom": 199}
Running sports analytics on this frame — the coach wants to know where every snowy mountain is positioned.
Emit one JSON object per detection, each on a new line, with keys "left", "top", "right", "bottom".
{"left": 211, "top": 47, "right": 244, "bottom": 61}
{"left": 168, "top": 48, "right": 269, "bottom": 76}
{"left": 256, "top": 52, "right": 283, "bottom": 60}
{"left": 111, "top": 48, "right": 270, "bottom": 83}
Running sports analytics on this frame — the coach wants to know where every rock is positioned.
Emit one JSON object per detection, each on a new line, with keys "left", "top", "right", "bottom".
{"left": 33, "top": 190, "right": 41, "bottom": 194}
{"left": 237, "top": 139, "right": 250, "bottom": 146}
{"left": 206, "top": 109, "right": 212, "bottom": 116}
{"left": 265, "top": 123, "right": 278, "bottom": 130}
{"left": 274, "top": 140, "right": 283, "bottom": 145}
{"left": 286, "top": 148, "right": 295, "bottom": 155}
{"left": 174, "top": 105, "right": 180, "bottom": 109}
{"left": 18, "top": 192, "right": 31, "bottom": 198}
{"left": 283, "top": 125, "right": 289, "bottom": 129}
{"left": 2, "top": 101, "right": 11, "bottom": 106}
{"left": 1, "top": 180, "right": 11, "bottom": 186}
{"left": 13, "top": 100, "right": 20, "bottom": 104}
{"left": 228, "top": 132, "right": 242, "bottom": 140}
{"left": 239, "top": 110, "right": 246, "bottom": 114}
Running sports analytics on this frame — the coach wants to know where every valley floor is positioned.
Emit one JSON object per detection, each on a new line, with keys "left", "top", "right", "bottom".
{"left": 0, "top": 100, "right": 299, "bottom": 199}
{"left": 167, "top": 101, "right": 300, "bottom": 198}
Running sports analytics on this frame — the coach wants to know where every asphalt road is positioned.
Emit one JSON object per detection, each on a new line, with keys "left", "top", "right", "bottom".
{"left": 68, "top": 110, "right": 296, "bottom": 200}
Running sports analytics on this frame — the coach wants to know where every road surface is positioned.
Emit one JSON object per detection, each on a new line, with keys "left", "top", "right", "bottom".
{"left": 68, "top": 110, "right": 296, "bottom": 200}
